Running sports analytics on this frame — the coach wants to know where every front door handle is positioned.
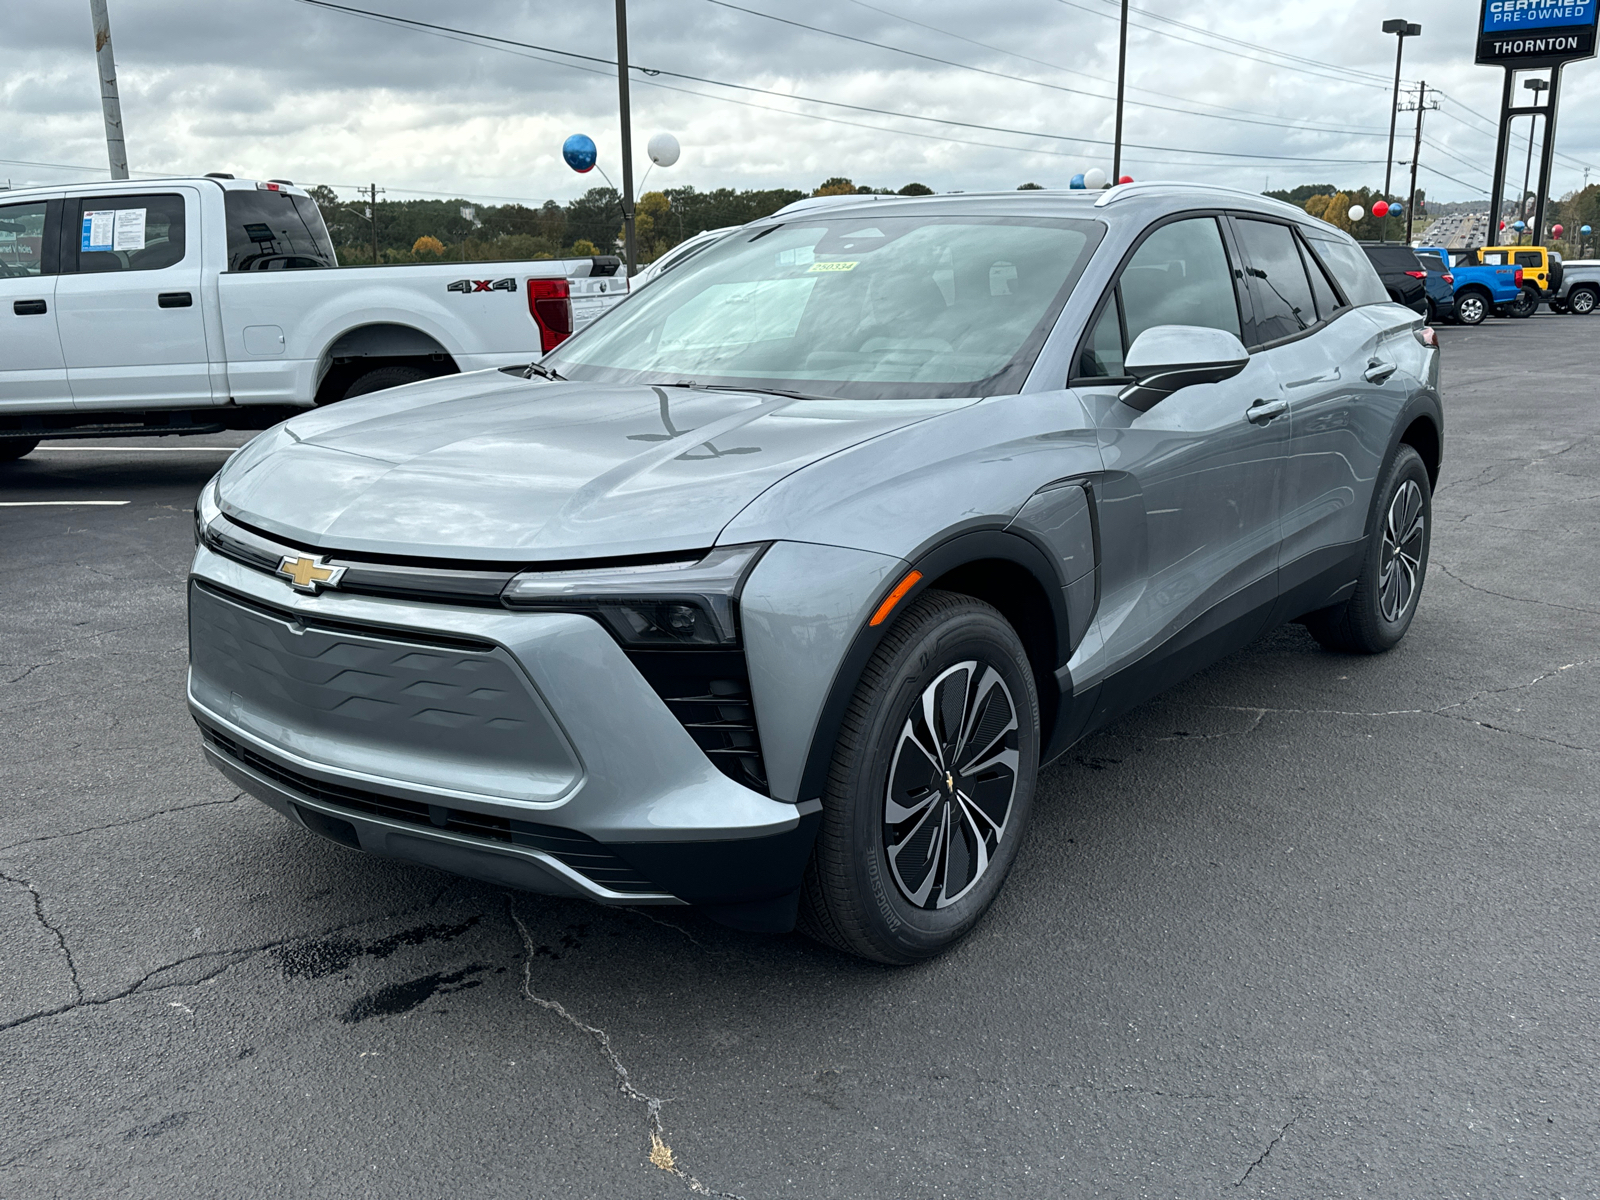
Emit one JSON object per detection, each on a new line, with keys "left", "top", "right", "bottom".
{"left": 1246, "top": 398, "right": 1289, "bottom": 425}
{"left": 158, "top": 291, "right": 193, "bottom": 308}
{"left": 13, "top": 299, "right": 47, "bottom": 316}
{"left": 1364, "top": 359, "right": 1397, "bottom": 384}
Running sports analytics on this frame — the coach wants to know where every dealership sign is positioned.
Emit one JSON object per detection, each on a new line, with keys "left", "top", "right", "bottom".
{"left": 1478, "top": 0, "right": 1599, "bottom": 65}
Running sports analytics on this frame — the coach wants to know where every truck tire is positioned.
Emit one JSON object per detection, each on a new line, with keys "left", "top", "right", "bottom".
{"left": 1505, "top": 287, "right": 1538, "bottom": 319}
{"left": 343, "top": 364, "right": 429, "bottom": 399}
{"left": 1570, "top": 286, "right": 1599, "bottom": 316}
{"left": 1455, "top": 289, "right": 1489, "bottom": 326}
{"left": 0, "top": 437, "right": 39, "bottom": 463}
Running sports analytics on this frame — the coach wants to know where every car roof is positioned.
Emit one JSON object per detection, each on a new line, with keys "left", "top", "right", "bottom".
{"left": 0, "top": 176, "right": 311, "bottom": 201}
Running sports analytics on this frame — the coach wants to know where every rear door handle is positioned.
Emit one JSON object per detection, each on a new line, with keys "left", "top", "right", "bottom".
{"left": 13, "top": 299, "right": 47, "bottom": 316}
{"left": 158, "top": 291, "right": 193, "bottom": 308}
{"left": 1364, "top": 359, "right": 1397, "bottom": 383}
{"left": 1246, "top": 399, "right": 1289, "bottom": 425}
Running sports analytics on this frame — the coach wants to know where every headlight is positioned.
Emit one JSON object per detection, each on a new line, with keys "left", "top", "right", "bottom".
{"left": 500, "top": 543, "right": 768, "bottom": 647}
{"left": 194, "top": 476, "right": 222, "bottom": 546}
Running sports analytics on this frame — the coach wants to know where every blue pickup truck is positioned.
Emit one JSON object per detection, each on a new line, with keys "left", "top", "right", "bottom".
{"left": 1416, "top": 245, "right": 1526, "bottom": 325}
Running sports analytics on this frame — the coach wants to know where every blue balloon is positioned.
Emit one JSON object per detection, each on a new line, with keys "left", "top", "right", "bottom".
{"left": 562, "top": 134, "right": 598, "bottom": 174}
{"left": 1512, "top": 220, "right": 1526, "bottom": 231}
{"left": 1390, "top": 202, "right": 1403, "bottom": 215}
{"left": 1069, "top": 173, "right": 1086, "bottom": 189}
{"left": 1583, "top": 225, "right": 1594, "bottom": 235}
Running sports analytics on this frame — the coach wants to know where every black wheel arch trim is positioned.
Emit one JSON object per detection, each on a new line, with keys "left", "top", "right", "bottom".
{"left": 793, "top": 526, "right": 1075, "bottom": 807}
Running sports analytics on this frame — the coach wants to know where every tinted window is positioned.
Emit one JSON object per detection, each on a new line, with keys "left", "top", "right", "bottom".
{"left": 1363, "top": 246, "right": 1422, "bottom": 273}
{"left": 1514, "top": 251, "right": 1542, "bottom": 269}
{"left": 1304, "top": 233, "right": 1389, "bottom": 307}
{"left": 224, "top": 191, "right": 337, "bottom": 271}
{"left": 1414, "top": 251, "right": 1446, "bottom": 272}
{"left": 1302, "top": 236, "right": 1343, "bottom": 321}
{"left": 546, "top": 216, "right": 1100, "bottom": 400}
{"left": 73, "top": 193, "right": 186, "bottom": 273}
{"left": 1118, "top": 217, "right": 1242, "bottom": 347}
{"left": 1078, "top": 298, "right": 1125, "bottom": 378}
{"left": 1236, "top": 219, "right": 1317, "bottom": 343}
{"left": 0, "top": 202, "right": 48, "bottom": 278}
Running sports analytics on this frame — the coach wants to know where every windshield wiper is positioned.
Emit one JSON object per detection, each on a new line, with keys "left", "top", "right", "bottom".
{"left": 658, "top": 380, "right": 832, "bottom": 402}
{"left": 525, "top": 362, "right": 566, "bottom": 381}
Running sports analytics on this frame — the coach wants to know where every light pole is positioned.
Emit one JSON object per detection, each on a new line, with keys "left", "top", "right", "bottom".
{"left": 1112, "top": 0, "right": 1129, "bottom": 185}
{"left": 1520, "top": 78, "right": 1549, "bottom": 245}
{"left": 1381, "top": 18, "right": 1421, "bottom": 234}
{"left": 614, "top": 0, "right": 637, "bottom": 277}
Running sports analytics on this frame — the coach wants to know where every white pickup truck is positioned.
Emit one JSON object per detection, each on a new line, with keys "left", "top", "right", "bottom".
{"left": 0, "top": 176, "right": 628, "bottom": 460}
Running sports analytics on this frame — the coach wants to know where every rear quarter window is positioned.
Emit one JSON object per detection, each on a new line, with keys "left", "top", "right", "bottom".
{"left": 1306, "top": 234, "right": 1389, "bottom": 306}
{"left": 224, "top": 191, "right": 337, "bottom": 271}
{"left": 1415, "top": 252, "right": 1446, "bottom": 272}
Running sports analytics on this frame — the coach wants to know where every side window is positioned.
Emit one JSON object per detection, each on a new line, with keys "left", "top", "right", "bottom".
{"left": 1514, "top": 251, "right": 1542, "bottom": 269}
{"left": 1235, "top": 219, "right": 1317, "bottom": 344}
{"left": 1300, "top": 234, "right": 1344, "bottom": 321}
{"left": 71, "top": 193, "right": 186, "bottom": 273}
{"left": 1304, "top": 233, "right": 1389, "bottom": 308}
{"left": 1482, "top": 251, "right": 1507, "bottom": 266}
{"left": 1072, "top": 217, "right": 1240, "bottom": 382}
{"left": 0, "top": 202, "right": 49, "bottom": 278}
{"left": 223, "top": 191, "right": 337, "bottom": 271}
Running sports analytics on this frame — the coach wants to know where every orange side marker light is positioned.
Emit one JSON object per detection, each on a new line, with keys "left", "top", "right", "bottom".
{"left": 869, "top": 570, "right": 923, "bottom": 627}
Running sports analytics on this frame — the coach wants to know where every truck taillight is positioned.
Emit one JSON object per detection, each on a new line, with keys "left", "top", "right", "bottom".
{"left": 527, "top": 279, "right": 572, "bottom": 353}
{"left": 1515, "top": 267, "right": 1524, "bottom": 286}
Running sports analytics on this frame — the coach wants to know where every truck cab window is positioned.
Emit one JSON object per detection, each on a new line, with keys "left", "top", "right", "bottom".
{"left": 72, "top": 194, "right": 186, "bottom": 273}
{"left": 0, "top": 203, "right": 48, "bottom": 277}
{"left": 224, "top": 191, "right": 337, "bottom": 271}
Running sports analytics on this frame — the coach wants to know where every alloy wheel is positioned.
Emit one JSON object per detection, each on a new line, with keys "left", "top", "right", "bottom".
{"left": 1572, "top": 289, "right": 1597, "bottom": 315}
{"left": 884, "top": 661, "right": 1019, "bottom": 910}
{"left": 1457, "top": 294, "right": 1484, "bottom": 324}
{"left": 1378, "top": 479, "right": 1426, "bottom": 623}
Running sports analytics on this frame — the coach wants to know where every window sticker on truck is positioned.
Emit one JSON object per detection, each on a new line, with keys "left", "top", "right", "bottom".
{"left": 82, "top": 209, "right": 147, "bottom": 253}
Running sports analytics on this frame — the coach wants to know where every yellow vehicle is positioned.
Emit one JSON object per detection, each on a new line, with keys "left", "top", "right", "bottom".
{"left": 1473, "top": 245, "right": 1563, "bottom": 314}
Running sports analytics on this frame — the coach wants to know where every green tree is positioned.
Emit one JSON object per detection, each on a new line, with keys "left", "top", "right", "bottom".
{"left": 1017, "top": 182, "right": 1044, "bottom": 191}
{"left": 898, "top": 182, "right": 934, "bottom": 195}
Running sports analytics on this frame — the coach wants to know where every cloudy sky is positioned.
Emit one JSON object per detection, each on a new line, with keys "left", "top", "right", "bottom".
{"left": 4, "top": 0, "right": 1598, "bottom": 209}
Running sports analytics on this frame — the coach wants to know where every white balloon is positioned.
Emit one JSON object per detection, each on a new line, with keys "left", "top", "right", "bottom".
{"left": 1084, "top": 167, "right": 1108, "bottom": 190}
{"left": 647, "top": 133, "right": 681, "bottom": 168}
{"left": 1349, "top": 205, "right": 1366, "bottom": 222}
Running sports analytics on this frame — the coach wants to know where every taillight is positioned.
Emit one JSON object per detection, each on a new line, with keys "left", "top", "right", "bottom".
{"left": 1405, "top": 270, "right": 1426, "bottom": 279}
{"left": 1442, "top": 272, "right": 1454, "bottom": 285}
{"left": 1515, "top": 267, "right": 1524, "bottom": 286}
{"left": 1415, "top": 326, "right": 1438, "bottom": 348}
{"left": 527, "top": 278, "right": 572, "bottom": 353}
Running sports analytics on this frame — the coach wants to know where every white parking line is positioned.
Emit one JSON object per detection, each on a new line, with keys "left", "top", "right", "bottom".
{"left": 0, "top": 500, "right": 131, "bottom": 507}
{"left": 32, "top": 446, "right": 239, "bottom": 453}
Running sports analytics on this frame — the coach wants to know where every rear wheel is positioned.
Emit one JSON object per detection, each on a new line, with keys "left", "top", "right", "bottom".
{"left": 1570, "top": 286, "right": 1598, "bottom": 316}
{"left": 1505, "top": 287, "right": 1538, "bottom": 319}
{"left": 0, "top": 437, "right": 39, "bottom": 463}
{"left": 799, "top": 591, "right": 1040, "bottom": 964}
{"left": 1304, "top": 445, "right": 1431, "bottom": 655}
{"left": 342, "top": 364, "right": 429, "bottom": 400}
{"left": 1455, "top": 290, "right": 1488, "bottom": 326}
{"left": 1425, "top": 298, "right": 1438, "bottom": 325}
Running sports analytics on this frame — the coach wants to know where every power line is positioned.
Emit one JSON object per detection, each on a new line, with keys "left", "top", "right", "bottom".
{"left": 290, "top": 0, "right": 1388, "bottom": 167}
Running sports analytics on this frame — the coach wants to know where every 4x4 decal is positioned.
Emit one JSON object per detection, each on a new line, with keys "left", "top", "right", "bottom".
{"left": 447, "top": 277, "right": 518, "bottom": 294}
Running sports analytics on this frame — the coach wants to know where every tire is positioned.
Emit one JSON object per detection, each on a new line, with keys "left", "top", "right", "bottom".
{"left": 1425, "top": 298, "right": 1437, "bottom": 325}
{"left": 798, "top": 590, "right": 1041, "bottom": 964}
{"left": 1549, "top": 300, "right": 1568, "bottom": 315}
{"left": 1570, "top": 286, "right": 1599, "bottom": 316}
{"left": 0, "top": 437, "right": 39, "bottom": 463}
{"left": 1304, "top": 445, "right": 1431, "bottom": 655}
{"left": 1505, "top": 287, "right": 1538, "bottom": 319}
{"left": 1455, "top": 290, "right": 1488, "bottom": 326}
{"left": 342, "top": 364, "right": 429, "bottom": 400}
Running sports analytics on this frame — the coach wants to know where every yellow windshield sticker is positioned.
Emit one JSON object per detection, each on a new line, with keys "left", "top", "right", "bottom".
{"left": 809, "top": 261, "right": 859, "bottom": 272}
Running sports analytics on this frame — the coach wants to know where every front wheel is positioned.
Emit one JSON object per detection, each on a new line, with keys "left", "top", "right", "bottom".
{"left": 1304, "top": 445, "right": 1431, "bottom": 655}
{"left": 1455, "top": 291, "right": 1488, "bottom": 326}
{"left": 799, "top": 591, "right": 1040, "bottom": 964}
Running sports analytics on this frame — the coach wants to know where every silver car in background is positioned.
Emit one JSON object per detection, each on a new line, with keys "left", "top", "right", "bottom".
{"left": 189, "top": 183, "right": 1442, "bottom": 963}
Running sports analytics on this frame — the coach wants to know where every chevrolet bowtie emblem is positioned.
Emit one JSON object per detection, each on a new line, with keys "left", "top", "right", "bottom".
{"left": 276, "top": 554, "right": 345, "bottom": 594}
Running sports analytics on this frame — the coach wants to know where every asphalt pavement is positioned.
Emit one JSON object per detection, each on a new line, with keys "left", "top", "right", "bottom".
{"left": 3, "top": 315, "right": 1598, "bottom": 1199}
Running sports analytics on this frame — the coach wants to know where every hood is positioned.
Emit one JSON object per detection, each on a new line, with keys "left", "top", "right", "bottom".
{"left": 219, "top": 370, "right": 970, "bottom": 561}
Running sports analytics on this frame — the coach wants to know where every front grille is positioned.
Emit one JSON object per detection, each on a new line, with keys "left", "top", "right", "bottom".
{"left": 201, "top": 724, "right": 660, "bottom": 894}
{"left": 625, "top": 650, "right": 769, "bottom": 794}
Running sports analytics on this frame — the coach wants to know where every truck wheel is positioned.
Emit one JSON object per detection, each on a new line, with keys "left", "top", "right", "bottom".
{"left": 0, "top": 437, "right": 39, "bottom": 463}
{"left": 1570, "top": 286, "right": 1599, "bottom": 316}
{"left": 343, "top": 364, "right": 429, "bottom": 399}
{"left": 1455, "top": 291, "right": 1488, "bottom": 326}
{"left": 1506, "top": 287, "right": 1538, "bottom": 319}
{"left": 798, "top": 591, "right": 1040, "bottom": 964}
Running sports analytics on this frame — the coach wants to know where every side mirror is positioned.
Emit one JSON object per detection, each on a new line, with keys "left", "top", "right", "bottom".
{"left": 1118, "top": 325, "right": 1250, "bottom": 413}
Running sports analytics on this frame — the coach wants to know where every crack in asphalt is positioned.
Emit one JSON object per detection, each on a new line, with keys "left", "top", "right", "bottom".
{"left": 1433, "top": 562, "right": 1600, "bottom": 617}
{"left": 507, "top": 898, "right": 743, "bottom": 1199}
{"left": 1235, "top": 1113, "right": 1300, "bottom": 1187}
{"left": 0, "top": 793, "right": 247, "bottom": 856}
{"left": 0, "top": 868, "right": 84, "bottom": 1004}
{"left": 2, "top": 662, "right": 59, "bottom": 686}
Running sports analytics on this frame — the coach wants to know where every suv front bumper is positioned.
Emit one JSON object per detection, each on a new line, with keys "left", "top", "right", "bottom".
{"left": 187, "top": 546, "right": 820, "bottom": 926}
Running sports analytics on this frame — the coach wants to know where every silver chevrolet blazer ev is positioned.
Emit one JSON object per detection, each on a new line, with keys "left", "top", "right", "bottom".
{"left": 188, "top": 184, "right": 1442, "bottom": 963}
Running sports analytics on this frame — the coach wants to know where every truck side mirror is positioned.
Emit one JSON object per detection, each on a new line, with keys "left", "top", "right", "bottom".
{"left": 1118, "top": 325, "right": 1250, "bottom": 413}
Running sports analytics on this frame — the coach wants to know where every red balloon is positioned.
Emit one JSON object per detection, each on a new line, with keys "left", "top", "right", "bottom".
{"left": 1118, "top": 175, "right": 1134, "bottom": 185}
{"left": 1553, "top": 224, "right": 1565, "bottom": 238}
{"left": 1500, "top": 220, "right": 1507, "bottom": 230}
{"left": 1372, "top": 200, "right": 1390, "bottom": 218}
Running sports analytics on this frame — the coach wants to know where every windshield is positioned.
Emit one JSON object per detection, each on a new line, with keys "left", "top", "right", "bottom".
{"left": 544, "top": 214, "right": 1101, "bottom": 399}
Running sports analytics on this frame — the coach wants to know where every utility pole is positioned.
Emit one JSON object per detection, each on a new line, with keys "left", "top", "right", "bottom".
{"left": 1381, "top": 20, "right": 1421, "bottom": 208}
{"left": 1404, "top": 81, "right": 1430, "bottom": 245}
{"left": 614, "top": 0, "right": 638, "bottom": 276}
{"left": 88, "top": 0, "right": 129, "bottom": 180}
{"left": 365, "top": 183, "right": 384, "bottom": 265}
{"left": 1112, "top": 0, "right": 1129, "bottom": 184}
